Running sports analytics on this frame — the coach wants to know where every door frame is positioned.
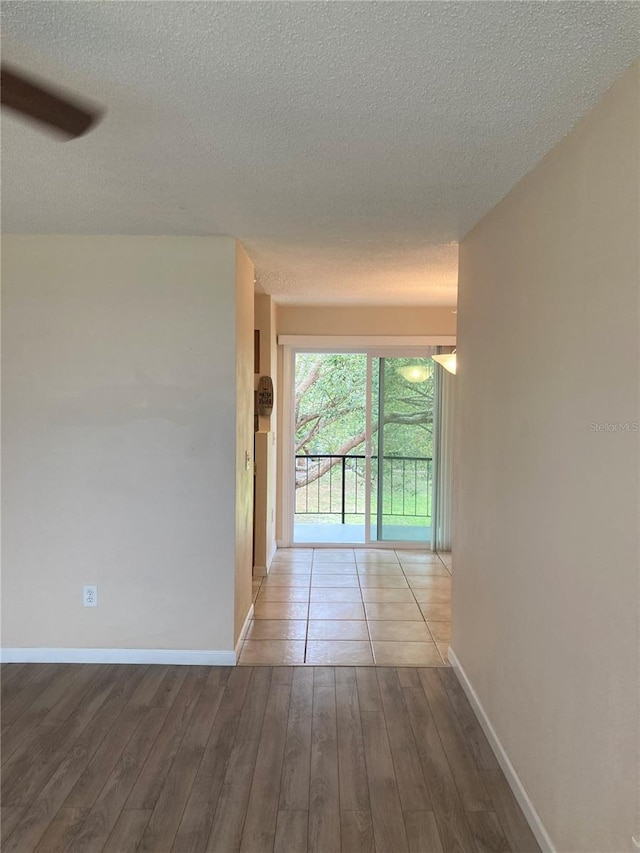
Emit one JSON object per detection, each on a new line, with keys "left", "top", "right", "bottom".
{"left": 279, "top": 335, "right": 456, "bottom": 549}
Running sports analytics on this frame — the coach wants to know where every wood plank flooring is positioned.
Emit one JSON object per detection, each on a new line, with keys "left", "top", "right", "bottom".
{"left": 1, "top": 664, "right": 541, "bottom": 852}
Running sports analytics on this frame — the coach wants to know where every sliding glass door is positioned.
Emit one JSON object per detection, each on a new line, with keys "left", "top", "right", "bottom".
{"left": 292, "top": 349, "right": 435, "bottom": 545}
{"left": 373, "top": 356, "right": 434, "bottom": 542}
{"left": 293, "top": 353, "right": 368, "bottom": 543}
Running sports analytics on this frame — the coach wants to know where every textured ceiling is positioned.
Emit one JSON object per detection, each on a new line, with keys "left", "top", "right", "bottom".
{"left": 2, "top": 2, "right": 638, "bottom": 305}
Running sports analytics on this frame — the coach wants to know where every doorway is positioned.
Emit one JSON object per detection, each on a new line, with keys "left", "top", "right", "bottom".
{"left": 242, "top": 337, "right": 454, "bottom": 666}
{"left": 291, "top": 350, "right": 436, "bottom": 546}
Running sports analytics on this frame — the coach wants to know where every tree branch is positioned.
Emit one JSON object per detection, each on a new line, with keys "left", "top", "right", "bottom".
{"left": 295, "top": 418, "right": 323, "bottom": 453}
{"left": 295, "top": 358, "right": 323, "bottom": 404}
{"left": 295, "top": 431, "right": 367, "bottom": 487}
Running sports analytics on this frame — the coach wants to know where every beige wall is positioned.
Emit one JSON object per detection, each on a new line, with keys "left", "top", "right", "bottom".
{"left": 234, "top": 243, "right": 255, "bottom": 644}
{"left": 2, "top": 235, "right": 253, "bottom": 657}
{"left": 253, "top": 293, "right": 278, "bottom": 570}
{"left": 277, "top": 304, "right": 457, "bottom": 337}
{"left": 453, "top": 62, "right": 639, "bottom": 852}
{"left": 254, "top": 431, "right": 277, "bottom": 571}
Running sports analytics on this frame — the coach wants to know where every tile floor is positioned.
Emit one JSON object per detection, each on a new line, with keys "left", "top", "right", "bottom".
{"left": 239, "top": 548, "right": 452, "bottom": 666}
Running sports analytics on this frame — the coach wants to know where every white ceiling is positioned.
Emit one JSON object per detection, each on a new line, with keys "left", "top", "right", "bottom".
{"left": 2, "top": 2, "right": 638, "bottom": 305}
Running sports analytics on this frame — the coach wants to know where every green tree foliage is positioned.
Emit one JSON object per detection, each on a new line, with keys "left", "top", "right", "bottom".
{"left": 295, "top": 353, "right": 434, "bottom": 487}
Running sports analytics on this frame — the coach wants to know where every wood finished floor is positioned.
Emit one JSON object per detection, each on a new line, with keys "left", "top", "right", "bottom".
{"left": 1, "top": 663, "right": 541, "bottom": 852}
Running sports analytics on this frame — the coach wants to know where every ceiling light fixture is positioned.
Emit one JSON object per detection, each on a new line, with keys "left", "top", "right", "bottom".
{"left": 397, "top": 364, "right": 430, "bottom": 383}
{"left": 431, "top": 351, "right": 457, "bottom": 375}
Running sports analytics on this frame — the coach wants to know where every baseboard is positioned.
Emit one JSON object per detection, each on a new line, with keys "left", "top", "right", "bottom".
{"left": 235, "top": 603, "right": 254, "bottom": 657}
{"left": 253, "top": 542, "right": 278, "bottom": 578}
{"left": 1, "top": 647, "right": 237, "bottom": 666}
{"left": 447, "top": 648, "right": 556, "bottom": 853}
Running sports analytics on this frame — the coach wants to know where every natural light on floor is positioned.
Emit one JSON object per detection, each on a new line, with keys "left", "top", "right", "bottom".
{"left": 239, "top": 548, "right": 452, "bottom": 666}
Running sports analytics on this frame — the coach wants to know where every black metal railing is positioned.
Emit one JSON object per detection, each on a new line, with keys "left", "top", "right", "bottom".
{"left": 295, "top": 454, "right": 432, "bottom": 523}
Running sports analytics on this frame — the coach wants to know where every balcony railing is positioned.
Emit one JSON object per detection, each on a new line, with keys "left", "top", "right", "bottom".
{"left": 295, "top": 454, "right": 432, "bottom": 524}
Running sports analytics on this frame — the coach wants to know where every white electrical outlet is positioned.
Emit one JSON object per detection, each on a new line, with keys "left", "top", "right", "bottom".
{"left": 83, "top": 585, "right": 98, "bottom": 607}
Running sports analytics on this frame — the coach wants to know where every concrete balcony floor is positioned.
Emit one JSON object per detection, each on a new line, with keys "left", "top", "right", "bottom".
{"left": 294, "top": 521, "right": 431, "bottom": 545}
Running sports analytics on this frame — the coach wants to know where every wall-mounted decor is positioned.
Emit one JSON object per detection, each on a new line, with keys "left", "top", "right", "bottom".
{"left": 257, "top": 375, "right": 274, "bottom": 416}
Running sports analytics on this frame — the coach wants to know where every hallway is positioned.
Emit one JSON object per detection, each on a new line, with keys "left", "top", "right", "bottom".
{"left": 1, "top": 663, "right": 541, "bottom": 852}
{"left": 241, "top": 549, "right": 451, "bottom": 666}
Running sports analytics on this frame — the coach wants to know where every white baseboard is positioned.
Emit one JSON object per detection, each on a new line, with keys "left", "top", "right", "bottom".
{"left": 1, "top": 647, "right": 237, "bottom": 666}
{"left": 253, "top": 541, "right": 278, "bottom": 578}
{"left": 235, "top": 604, "right": 254, "bottom": 657}
{"left": 253, "top": 543, "right": 282, "bottom": 578}
{"left": 447, "top": 647, "right": 556, "bottom": 853}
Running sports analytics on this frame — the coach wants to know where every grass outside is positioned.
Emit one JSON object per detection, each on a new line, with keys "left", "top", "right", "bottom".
{"left": 295, "top": 513, "right": 432, "bottom": 527}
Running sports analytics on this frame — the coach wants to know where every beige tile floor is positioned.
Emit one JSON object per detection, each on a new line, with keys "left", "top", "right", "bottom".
{"left": 239, "top": 548, "right": 452, "bottom": 666}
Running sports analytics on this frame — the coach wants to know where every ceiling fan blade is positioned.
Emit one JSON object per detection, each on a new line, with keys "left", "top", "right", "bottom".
{"left": 1, "top": 64, "right": 101, "bottom": 139}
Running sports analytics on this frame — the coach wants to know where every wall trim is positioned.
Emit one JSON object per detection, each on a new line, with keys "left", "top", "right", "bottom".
{"left": 282, "top": 343, "right": 296, "bottom": 546}
{"left": 235, "top": 603, "right": 254, "bottom": 657}
{"left": 448, "top": 648, "right": 556, "bottom": 853}
{"left": 267, "top": 540, "right": 278, "bottom": 570}
{"left": 1, "top": 647, "right": 237, "bottom": 666}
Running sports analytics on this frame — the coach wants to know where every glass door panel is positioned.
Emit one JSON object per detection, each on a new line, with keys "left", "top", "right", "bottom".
{"left": 375, "top": 356, "right": 434, "bottom": 542}
{"left": 368, "top": 355, "right": 379, "bottom": 542}
{"left": 293, "top": 352, "right": 367, "bottom": 544}
{"left": 291, "top": 350, "right": 435, "bottom": 545}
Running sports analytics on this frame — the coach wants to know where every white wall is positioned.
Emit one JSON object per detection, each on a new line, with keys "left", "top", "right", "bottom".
{"left": 453, "top": 62, "right": 639, "bottom": 852}
{"left": 2, "top": 235, "right": 253, "bottom": 658}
